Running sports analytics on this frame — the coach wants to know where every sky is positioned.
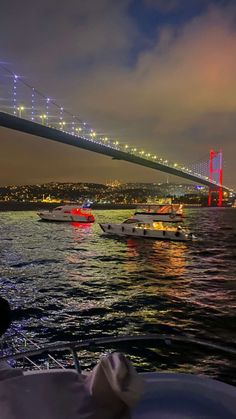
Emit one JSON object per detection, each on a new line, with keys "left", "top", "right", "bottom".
{"left": 0, "top": 0, "right": 235, "bottom": 188}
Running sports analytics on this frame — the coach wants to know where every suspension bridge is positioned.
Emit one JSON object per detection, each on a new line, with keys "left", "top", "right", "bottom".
{"left": 0, "top": 64, "right": 234, "bottom": 206}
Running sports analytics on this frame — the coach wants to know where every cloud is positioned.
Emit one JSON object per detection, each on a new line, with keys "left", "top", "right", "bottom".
{"left": 143, "top": 0, "right": 186, "bottom": 13}
{"left": 78, "top": 6, "right": 236, "bottom": 114}
{"left": 0, "top": 0, "right": 136, "bottom": 75}
{"left": 0, "top": 1, "right": 235, "bottom": 187}
{"left": 142, "top": 0, "right": 234, "bottom": 14}
{"left": 69, "top": 4, "right": 236, "bottom": 186}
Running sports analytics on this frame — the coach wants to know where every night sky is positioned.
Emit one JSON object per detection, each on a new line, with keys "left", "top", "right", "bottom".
{"left": 0, "top": 0, "right": 235, "bottom": 188}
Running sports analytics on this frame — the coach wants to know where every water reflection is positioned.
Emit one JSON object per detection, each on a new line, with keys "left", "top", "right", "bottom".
{"left": 125, "top": 238, "right": 186, "bottom": 277}
{"left": 1, "top": 209, "right": 236, "bottom": 383}
{"left": 70, "top": 222, "right": 92, "bottom": 229}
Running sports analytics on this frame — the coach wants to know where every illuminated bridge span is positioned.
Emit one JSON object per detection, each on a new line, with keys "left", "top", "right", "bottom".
{"left": 0, "top": 64, "right": 234, "bottom": 203}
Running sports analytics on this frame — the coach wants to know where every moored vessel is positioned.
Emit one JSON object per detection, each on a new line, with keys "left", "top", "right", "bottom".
{"left": 100, "top": 220, "right": 194, "bottom": 241}
{"left": 99, "top": 204, "right": 195, "bottom": 241}
{"left": 37, "top": 204, "right": 95, "bottom": 223}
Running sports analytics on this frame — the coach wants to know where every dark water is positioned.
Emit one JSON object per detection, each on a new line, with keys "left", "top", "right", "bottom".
{"left": 1, "top": 208, "right": 236, "bottom": 382}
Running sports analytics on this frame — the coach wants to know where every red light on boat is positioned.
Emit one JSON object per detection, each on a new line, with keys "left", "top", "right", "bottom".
{"left": 71, "top": 208, "right": 90, "bottom": 215}
{"left": 68, "top": 207, "right": 95, "bottom": 222}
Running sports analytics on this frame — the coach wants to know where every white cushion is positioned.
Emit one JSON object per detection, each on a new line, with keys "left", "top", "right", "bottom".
{"left": 0, "top": 369, "right": 96, "bottom": 419}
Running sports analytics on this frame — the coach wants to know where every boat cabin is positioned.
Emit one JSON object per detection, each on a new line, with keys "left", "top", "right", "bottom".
{"left": 134, "top": 204, "right": 183, "bottom": 216}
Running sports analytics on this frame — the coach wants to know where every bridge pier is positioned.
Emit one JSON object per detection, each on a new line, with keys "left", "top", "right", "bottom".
{"left": 208, "top": 187, "right": 223, "bottom": 207}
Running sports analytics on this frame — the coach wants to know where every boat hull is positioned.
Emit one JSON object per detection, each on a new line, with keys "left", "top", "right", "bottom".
{"left": 99, "top": 223, "right": 193, "bottom": 241}
{"left": 38, "top": 213, "right": 94, "bottom": 223}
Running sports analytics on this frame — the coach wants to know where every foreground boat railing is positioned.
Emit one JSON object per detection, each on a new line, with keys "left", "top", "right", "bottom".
{"left": 14, "top": 334, "right": 66, "bottom": 370}
{"left": 1, "top": 333, "right": 236, "bottom": 373}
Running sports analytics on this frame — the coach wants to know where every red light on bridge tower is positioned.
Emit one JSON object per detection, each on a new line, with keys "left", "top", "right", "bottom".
{"left": 208, "top": 149, "right": 223, "bottom": 207}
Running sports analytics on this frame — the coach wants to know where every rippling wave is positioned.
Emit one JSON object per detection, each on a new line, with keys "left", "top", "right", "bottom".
{"left": 0, "top": 208, "right": 236, "bottom": 382}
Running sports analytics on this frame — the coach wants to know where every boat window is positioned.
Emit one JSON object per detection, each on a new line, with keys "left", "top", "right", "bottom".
{"left": 54, "top": 207, "right": 62, "bottom": 210}
{"left": 137, "top": 223, "right": 151, "bottom": 228}
{"left": 153, "top": 222, "right": 163, "bottom": 229}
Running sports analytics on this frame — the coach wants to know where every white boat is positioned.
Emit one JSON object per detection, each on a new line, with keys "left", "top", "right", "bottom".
{"left": 37, "top": 204, "right": 95, "bottom": 223}
{"left": 1, "top": 334, "right": 236, "bottom": 418}
{"left": 99, "top": 202, "right": 195, "bottom": 242}
{"left": 134, "top": 203, "right": 184, "bottom": 222}
{"left": 99, "top": 214, "right": 196, "bottom": 241}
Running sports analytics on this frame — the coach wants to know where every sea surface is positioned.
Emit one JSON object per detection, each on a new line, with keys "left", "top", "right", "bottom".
{"left": 0, "top": 208, "right": 236, "bottom": 383}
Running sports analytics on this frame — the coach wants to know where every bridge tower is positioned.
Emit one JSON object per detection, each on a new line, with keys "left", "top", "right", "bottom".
{"left": 208, "top": 149, "right": 223, "bottom": 207}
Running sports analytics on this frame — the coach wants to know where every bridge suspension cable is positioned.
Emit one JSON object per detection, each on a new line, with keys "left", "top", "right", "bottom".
{"left": 0, "top": 63, "right": 233, "bottom": 195}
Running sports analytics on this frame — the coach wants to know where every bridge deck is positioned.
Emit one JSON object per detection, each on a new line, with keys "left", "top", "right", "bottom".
{"left": 0, "top": 112, "right": 232, "bottom": 192}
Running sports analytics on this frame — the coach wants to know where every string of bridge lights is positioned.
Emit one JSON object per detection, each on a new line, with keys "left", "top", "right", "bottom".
{"left": 0, "top": 63, "right": 215, "bottom": 183}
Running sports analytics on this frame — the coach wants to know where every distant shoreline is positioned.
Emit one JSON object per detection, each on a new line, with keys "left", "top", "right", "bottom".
{"left": 0, "top": 202, "right": 206, "bottom": 212}
{"left": 0, "top": 202, "right": 137, "bottom": 211}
